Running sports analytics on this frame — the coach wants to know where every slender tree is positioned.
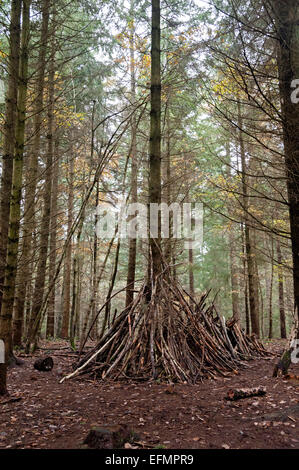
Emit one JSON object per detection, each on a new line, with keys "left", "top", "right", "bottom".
{"left": 0, "top": 0, "right": 29, "bottom": 394}
{"left": 238, "top": 103, "right": 260, "bottom": 337}
{"left": 148, "top": 0, "right": 162, "bottom": 282}
{"left": 271, "top": 0, "right": 299, "bottom": 327}
{"left": 125, "top": 5, "right": 138, "bottom": 308}
{"left": 0, "top": 0, "right": 21, "bottom": 313}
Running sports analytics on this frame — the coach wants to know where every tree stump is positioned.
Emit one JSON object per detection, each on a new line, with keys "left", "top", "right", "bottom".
{"left": 273, "top": 349, "right": 291, "bottom": 377}
{"left": 33, "top": 357, "right": 54, "bottom": 372}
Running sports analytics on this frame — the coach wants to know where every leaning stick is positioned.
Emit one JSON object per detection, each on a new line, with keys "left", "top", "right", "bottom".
{"left": 59, "top": 331, "right": 118, "bottom": 383}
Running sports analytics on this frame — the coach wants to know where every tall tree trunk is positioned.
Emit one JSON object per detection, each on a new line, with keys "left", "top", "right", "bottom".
{"left": 27, "top": 4, "right": 53, "bottom": 350}
{"left": 90, "top": 181, "right": 99, "bottom": 340}
{"left": 0, "top": 0, "right": 27, "bottom": 394}
{"left": 238, "top": 102, "right": 260, "bottom": 337}
{"left": 245, "top": 281, "right": 250, "bottom": 335}
{"left": 126, "top": 7, "right": 138, "bottom": 308}
{"left": 23, "top": 0, "right": 50, "bottom": 351}
{"left": 79, "top": 101, "right": 95, "bottom": 344}
{"left": 241, "top": 223, "right": 250, "bottom": 334}
{"left": 245, "top": 222, "right": 260, "bottom": 337}
{"left": 45, "top": 13, "right": 58, "bottom": 339}
{"left": 12, "top": 0, "right": 31, "bottom": 346}
{"left": 70, "top": 217, "right": 84, "bottom": 348}
{"left": 61, "top": 151, "right": 74, "bottom": 339}
{"left": 226, "top": 142, "right": 240, "bottom": 324}
{"left": 148, "top": 0, "right": 161, "bottom": 281}
{"left": 163, "top": 102, "right": 172, "bottom": 265}
{"left": 89, "top": 102, "right": 98, "bottom": 338}
{"left": 276, "top": 238, "right": 287, "bottom": 338}
{"left": 258, "top": 269, "right": 264, "bottom": 338}
{"left": 268, "top": 237, "right": 274, "bottom": 339}
{"left": 273, "top": 1, "right": 299, "bottom": 326}
{"left": 229, "top": 229, "right": 241, "bottom": 324}
{"left": 46, "top": 136, "right": 59, "bottom": 337}
{"left": 0, "top": 0, "right": 21, "bottom": 313}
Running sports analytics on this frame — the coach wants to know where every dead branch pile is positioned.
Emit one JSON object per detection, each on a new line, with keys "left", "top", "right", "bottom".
{"left": 61, "top": 278, "right": 268, "bottom": 384}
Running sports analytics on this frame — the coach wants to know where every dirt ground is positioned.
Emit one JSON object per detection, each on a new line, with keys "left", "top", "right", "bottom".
{"left": 0, "top": 339, "right": 298, "bottom": 449}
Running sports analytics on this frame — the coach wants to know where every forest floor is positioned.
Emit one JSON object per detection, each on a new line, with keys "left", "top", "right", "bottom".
{"left": 0, "top": 339, "right": 298, "bottom": 449}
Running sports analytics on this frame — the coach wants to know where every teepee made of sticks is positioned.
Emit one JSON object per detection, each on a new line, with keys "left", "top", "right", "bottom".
{"left": 61, "top": 274, "right": 268, "bottom": 384}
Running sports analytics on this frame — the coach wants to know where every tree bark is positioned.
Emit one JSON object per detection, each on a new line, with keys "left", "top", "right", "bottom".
{"left": 273, "top": 0, "right": 299, "bottom": 325}
{"left": 126, "top": 6, "right": 138, "bottom": 308}
{"left": 229, "top": 229, "right": 241, "bottom": 324}
{"left": 0, "top": 0, "right": 27, "bottom": 394}
{"left": 70, "top": 216, "right": 84, "bottom": 348}
{"left": 148, "top": 0, "right": 162, "bottom": 281}
{"left": 27, "top": 2, "right": 53, "bottom": 351}
{"left": 0, "top": 0, "right": 21, "bottom": 313}
{"left": 276, "top": 238, "right": 287, "bottom": 338}
{"left": 61, "top": 151, "right": 74, "bottom": 339}
{"left": 164, "top": 103, "right": 172, "bottom": 265}
{"left": 238, "top": 102, "right": 260, "bottom": 337}
{"left": 46, "top": 136, "right": 59, "bottom": 337}
{"left": 12, "top": 0, "right": 31, "bottom": 346}
{"left": 226, "top": 142, "right": 240, "bottom": 324}
{"left": 45, "top": 12, "right": 58, "bottom": 339}
{"left": 268, "top": 238, "right": 274, "bottom": 339}
{"left": 22, "top": 0, "right": 50, "bottom": 351}
{"left": 241, "top": 222, "right": 250, "bottom": 334}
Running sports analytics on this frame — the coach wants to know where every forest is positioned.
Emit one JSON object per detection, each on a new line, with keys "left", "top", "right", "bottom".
{"left": 0, "top": 0, "right": 298, "bottom": 452}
